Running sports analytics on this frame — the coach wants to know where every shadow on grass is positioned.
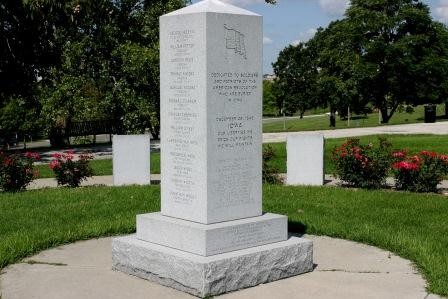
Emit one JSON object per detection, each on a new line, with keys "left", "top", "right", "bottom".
{"left": 416, "top": 115, "right": 448, "bottom": 121}
{"left": 341, "top": 115, "right": 368, "bottom": 121}
{"left": 288, "top": 221, "right": 308, "bottom": 235}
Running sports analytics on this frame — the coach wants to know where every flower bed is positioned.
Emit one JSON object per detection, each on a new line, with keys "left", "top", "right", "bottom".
{"left": 393, "top": 151, "right": 448, "bottom": 193}
{"left": 332, "top": 138, "right": 448, "bottom": 193}
{"left": 331, "top": 138, "right": 393, "bottom": 189}
{"left": 0, "top": 151, "right": 40, "bottom": 192}
{"left": 49, "top": 150, "right": 93, "bottom": 187}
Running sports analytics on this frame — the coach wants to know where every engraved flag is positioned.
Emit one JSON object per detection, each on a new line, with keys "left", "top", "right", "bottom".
{"left": 224, "top": 24, "right": 247, "bottom": 59}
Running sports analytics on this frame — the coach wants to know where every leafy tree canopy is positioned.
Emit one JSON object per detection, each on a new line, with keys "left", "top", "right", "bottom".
{"left": 273, "top": 0, "right": 448, "bottom": 125}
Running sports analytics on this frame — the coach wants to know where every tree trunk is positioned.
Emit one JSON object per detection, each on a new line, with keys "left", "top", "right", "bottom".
{"left": 445, "top": 102, "right": 448, "bottom": 118}
{"left": 149, "top": 122, "right": 160, "bottom": 140}
{"left": 329, "top": 108, "right": 336, "bottom": 127}
{"left": 380, "top": 108, "right": 390, "bottom": 124}
{"left": 380, "top": 104, "right": 399, "bottom": 124}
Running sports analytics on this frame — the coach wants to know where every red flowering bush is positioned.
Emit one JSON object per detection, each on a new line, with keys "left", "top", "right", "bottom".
{"left": 332, "top": 138, "right": 393, "bottom": 189}
{"left": 49, "top": 150, "right": 93, "bottom": 187}
{"left": 0, "top": 151, "right": 40, "bottom": 192}
{"left": 392, "top": 151, "right": 448, "bottom": 193}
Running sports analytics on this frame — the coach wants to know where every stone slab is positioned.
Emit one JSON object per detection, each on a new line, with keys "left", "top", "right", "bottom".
{"left": 160, "top": 1, "right": 263, "bottom": 224}
{"left": 287, "top": 133, "right": 324, "bottom": 186}
{"left": 112, "top": 235, "right": 313, "bottom": 298}
{"left": 112, "top": 135, "right": 150, "bottom": 186}
{"left": 136, "top": 212, "right": 287, "bottom": 256}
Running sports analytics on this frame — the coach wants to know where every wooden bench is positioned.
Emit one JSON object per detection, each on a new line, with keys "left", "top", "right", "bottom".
{"left": 65, "top": 120, "right": 123, "bottom": 137}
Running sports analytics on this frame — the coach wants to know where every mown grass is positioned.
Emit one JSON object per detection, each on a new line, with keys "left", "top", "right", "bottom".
{"left": 36, "top": 153, "right": 161, "bottom": 179}
{"left": 264, "top": 134, "right": 448, "bottom": 174}
{"left": 263, "top": 105, "right": 447, "bottom": 133}
{"left": 0, "top": 185, "right": 447, "bottom": 296}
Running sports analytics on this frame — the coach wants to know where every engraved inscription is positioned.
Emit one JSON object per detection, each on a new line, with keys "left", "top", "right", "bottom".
{"left": 208, "top": 69, "right": 260, "bottom": 209}
{"left": 166, "top": 29, "right": 199, "bottom": 205}
{"left": 208, "top": 221, "right": 283, "bottom": 255}
{"left": 213, "top": 158, "right": 251, "bottom": 208}
{"left": 215, "top": 115, "right": 254, "bottom": 149}
{"left": 210, "top": 72, "right": 258, "bottom": 103}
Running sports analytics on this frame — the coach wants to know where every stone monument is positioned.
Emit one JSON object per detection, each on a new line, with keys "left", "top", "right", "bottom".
{"left": 112, "top": 1, "right": 313, "bottom": 297}
{"left": 287, "top": 133, "right": 325, "bottom": 186}
{"left": 112, "top": 135, "right": 151, "bottom": 186}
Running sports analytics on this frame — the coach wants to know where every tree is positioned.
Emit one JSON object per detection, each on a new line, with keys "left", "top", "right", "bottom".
{"left": 0, "top": 0, "right": 71, "bottom": 139}
{"left": 273, "top": 22, "right": 367, "bottom": 127}
{"left": 273, "top": 43, "right": 320, "bottom": 118}
{"left": 0, "top": 96, "right": 41, "bottom": 148}
{"left": 273, "top": 0, "right": 448, "bottom": 126}
{"left": 310, "top": 20, "right": 368, "bottom": 127}
{"left": 346, "top": 0, "right": 448, "bottom": 123}
{"left": 262, "top": 80, "right": 278, "bottom": 116}
{"left": 38, "top": 0, "right": 188, "bottom": 142}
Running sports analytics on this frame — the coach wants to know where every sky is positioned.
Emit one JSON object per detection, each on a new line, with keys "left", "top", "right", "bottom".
{"left": 191, "top": 0, "right": 448, "bottom": 74}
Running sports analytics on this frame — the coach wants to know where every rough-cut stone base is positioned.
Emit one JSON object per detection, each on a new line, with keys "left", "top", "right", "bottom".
{"left": 112, "top": 235, "right": 313, "bottom": 298}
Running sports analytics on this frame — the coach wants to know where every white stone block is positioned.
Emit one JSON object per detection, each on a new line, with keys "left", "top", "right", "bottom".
{"left": 113, "top": 135, "right": 150, "bottom": 186}
{"left": 160, "top": 0, "right": 263, "bottom": 224}
{"left": 287, "top": 133, "right": 324, "bottom": 186}
{"left": 112, "top": 235, "right": 313, "bottom": 298}
{"left": 136, "top": 212, "right": 287, "bottom": 256}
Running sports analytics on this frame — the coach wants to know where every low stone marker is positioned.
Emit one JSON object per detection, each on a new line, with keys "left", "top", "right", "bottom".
{"left": 287, "top": 133, "right": 324, "bottom": 186}
{"left": 112, "top": 135, "right": 150, "bottom": 186}
{"left": 112, "top": 1, "right": 313, "bottom": 297}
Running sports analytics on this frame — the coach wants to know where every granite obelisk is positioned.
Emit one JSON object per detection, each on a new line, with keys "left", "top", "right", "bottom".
{"left": 112, "top": 1, "right": 313, "bottom": 297}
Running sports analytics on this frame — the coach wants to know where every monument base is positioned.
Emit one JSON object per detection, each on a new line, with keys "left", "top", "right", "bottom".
{"left": 137, "top": 212, "right": 288, "bottom": 256}
{"left": 112, "top": 235, "right": 313, "bottom": 298}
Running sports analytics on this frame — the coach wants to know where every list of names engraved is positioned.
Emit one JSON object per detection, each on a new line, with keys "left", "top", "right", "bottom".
{"left": 165, "top": 29, "right": 199, "bottom": 206}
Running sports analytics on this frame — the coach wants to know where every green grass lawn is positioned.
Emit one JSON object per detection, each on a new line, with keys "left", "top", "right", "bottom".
{"left": 0, "top": 185, "right": 447, "bottom": 296}
{"left": 263, "top": 105, "right": 447, "bottom": 133}
{"left": 265, "top": 134, "right": 448, "bottom": 174}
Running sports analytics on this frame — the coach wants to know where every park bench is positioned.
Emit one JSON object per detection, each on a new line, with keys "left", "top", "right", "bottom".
{"left": 49, "top": 119, "right": 124, "bottom": 146}
{"left": 65, "top": 120, "right": 123, "bottom": 137}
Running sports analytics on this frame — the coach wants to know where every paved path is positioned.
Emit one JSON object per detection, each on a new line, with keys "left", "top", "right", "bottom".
{"left": 0, "top": 236, "right": 443, "bottom": 299}
{"left": 28, "top": 175, "right": 161, "bottom": 189}
{"left": 263, "top": 122, "right": 448, "bottom": 143}
{"left": 28, "top": 174, "right": 448, "bottom": 193}
{"left": 262, "top": 114, "right": 326, "bottom": 123}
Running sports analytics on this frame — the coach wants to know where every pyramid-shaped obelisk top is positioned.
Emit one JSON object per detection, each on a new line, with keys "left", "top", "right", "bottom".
{"left": 163, "top": 0, "right": 260, "bottom": 16}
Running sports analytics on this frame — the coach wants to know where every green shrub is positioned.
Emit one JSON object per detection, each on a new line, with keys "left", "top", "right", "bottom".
{"left": 332, "top": 138, "right": 393, "bottom": 189}
{"left": 50, "top": 151, "right": 93, "bottom": 187}
{"left": 0, "top": 151, "right": 40, "bottom": 192}
{"left": 263, "top": 145, "right": 282, "bottom": 184}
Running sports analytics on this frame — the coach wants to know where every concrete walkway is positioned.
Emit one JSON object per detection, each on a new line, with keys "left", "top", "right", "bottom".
{"left": 263, "top": 122, "right": 448, "bottom": 143}
{"left": 0, "top": 236, "right": 443, "bottom": 299}
{"left": 28, "top": 174, "right": 448, "bottom": 193}
{"left": 28, "top": 175, "right": 161, "bottom": 190}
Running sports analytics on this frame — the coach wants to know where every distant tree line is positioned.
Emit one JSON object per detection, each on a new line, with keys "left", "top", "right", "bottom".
{"left": 0, "top": 0, "right": 188, "bottom": 146}
{"left": 269, "top": 0, "right": 448, "bottom": 126}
